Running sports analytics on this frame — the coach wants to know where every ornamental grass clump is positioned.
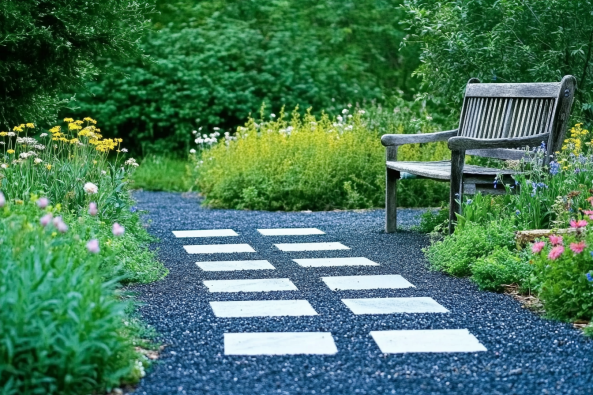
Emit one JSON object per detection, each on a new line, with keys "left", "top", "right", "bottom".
{"left": 196, "top": 106, "right": 450, "bottom": 211}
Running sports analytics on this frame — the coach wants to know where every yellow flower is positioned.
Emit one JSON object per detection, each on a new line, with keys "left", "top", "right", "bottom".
{"left": 68, "top": 122, "right": 82, "bottom": 131}
{"left": 26, "top": 123, "right": 34, "bottom": 128}
{"left": 0, "top": 132, "right": 7, "bottom": 137}
{"left": 69, "top": 138, "right": 79, "bottom": 144}
{"left": 63, "top": 118, "right": 74, "bottom": 123}
{"left": 46, "top": 164, "right": 52, "bottom": 170}
{"left": 7, "top": 149, "right": 14, "bottom": 154}
{"left": 83, "top": 117, "right": 97, "bottom": 124}
{"left": 13, "top": 126, "right": 23, "bottom": 132}
{"left": 49, "top": 126, "right": 61, "bottom": 134}
{"left": 93, "top": 160, "right": 97, "bottom": 165}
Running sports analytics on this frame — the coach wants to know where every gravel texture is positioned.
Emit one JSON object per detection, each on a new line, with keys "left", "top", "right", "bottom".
{"left": 130, "top": 191, "right": 593, "bottom": 395}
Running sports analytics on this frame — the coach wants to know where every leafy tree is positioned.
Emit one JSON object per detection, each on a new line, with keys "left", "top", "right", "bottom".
{"left": 0, "top": 0, "right": 153, "bottom": 128}
{"left": 68, "top": 0, "right": 421, "bottom": 154}
{"left": 403, "top": 0, "right": 593, "bottom": 122}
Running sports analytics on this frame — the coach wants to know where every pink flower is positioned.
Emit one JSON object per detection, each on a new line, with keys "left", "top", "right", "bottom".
{"left": 0, "top": 191, "right": 4, "bottom": 208}
{"left": 56, "top": 221, "right": 68, "bottom": 233}
{"left": 531, "top": 241, "right": 545, "bottom": 254}
{"left": 588, "top": 196, "right": 593, "bottom": 207}
{"left": 549, "top": 235, "right": 563, "bottom": 246}
{"left": 583, "top": 210, "right": 593, "bottom": 215}
{"left": 548, "top": 245, "right": 565, "bottom": 260}
{"left": 88, "top": 202, "right": 98, "bottom": 216}
{"left": 570, "top": 219, "right": 588, "bottom": 228}
{"left": 112, "top": 222, "right": 125, "bottom": 236}
{"left": 40, "top": 213, "right": 53, "bottom": 227}
{"left": 86, "top": 239, "right": 100, "bottom": 253}
{"left": 52, "top": 216, "right": 62, "bottom": 227}
{"left": 570, "top": 241, "right": 586, "bottom": 254}
{"left": 37, "top": 197, "right": 49, "bottom": 209}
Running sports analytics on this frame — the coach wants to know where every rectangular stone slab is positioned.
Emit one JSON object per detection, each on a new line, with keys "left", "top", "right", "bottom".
{"left": 196, "top": 260, "right": 275, "bottom": 271}
{"left": 210, "top": 300, "right": 318, "bottom": 317}
{"left": 224, "top": 332, "right": 338, "bottom": 355}
{"left": 203, "top": 278, "right": 298, "bottom": 293}
{"left": 173, "top": 229, "right": 238, "bottom": 237}
{"left": 183, "top": 244, "right": 255, "bottom": 254}
{"left": 257, "top": 228, "right": 325, "bottom": 236}
{"left": 293, "top": 257, "right": 379, "bottom": 267}
{"left": 370, "top": 329, "right": 487, "bottom": 353}
{"left": 322, "top": 275, "right": 415, "bottom": 290}
{"left": 342, "top": 297, "right": 449, "bottom": 315}
{"left": 274, "top": 242, "right": 349, "bottom": 252}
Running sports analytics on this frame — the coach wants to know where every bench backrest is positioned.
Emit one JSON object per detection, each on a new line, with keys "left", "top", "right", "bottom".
{"left": 457, "top": 75, "right": 576, "bottom": 161}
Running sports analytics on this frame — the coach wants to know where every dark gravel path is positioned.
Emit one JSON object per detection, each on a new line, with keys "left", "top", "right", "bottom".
{"left": 130, "top": 191, "right": 593, "bottom": 395}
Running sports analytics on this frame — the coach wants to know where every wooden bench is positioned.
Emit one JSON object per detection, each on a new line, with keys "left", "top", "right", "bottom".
{"left": 381, "top": 75, "right": 577, "bottom": 234}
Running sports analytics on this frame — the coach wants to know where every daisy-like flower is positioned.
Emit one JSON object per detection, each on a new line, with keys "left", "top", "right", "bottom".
{"left": 84, "top": 182, "right": 98, "bottom": 194}
{"left": 531, "top": 241, "right": 545, "bottom": 254}
{"left": 570, "top": 219, "right": 588, "bottom": 228}
{"left": 549, "top": 235, "right": 563, "bottom": 246}
{"left": 86, "top": 239, "right": 100, "bottom": 253}
{"left": 548, "top": 245, "right": 564, "bottom": 260}
{"left": 570, "top": 241, "right": 586, "bottom": 254}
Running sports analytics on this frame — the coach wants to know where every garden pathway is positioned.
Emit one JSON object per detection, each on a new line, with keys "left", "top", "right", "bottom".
{"left": 131, "top": 192, "right": 593, "bottom": 395}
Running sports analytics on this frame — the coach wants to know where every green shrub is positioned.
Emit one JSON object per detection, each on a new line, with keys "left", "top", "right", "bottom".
{"left": 196, "top": 107, "right": 450, "bottom": 210}
{"left": 471, "top": 249, "right": 533, "bottom": 292}
{"left": 68, "top": 0, "right": 421, "bottom": 153}
{"left": 531, "top": 231, "right": 593, "bottom": 321}
{"left": 0, "top": 0, "right": 152, "bottom": 127}
{"left": 0, "top": 203, "right": 149, "bottom": 394}
{"left": 131, "top": 155, "right": 194, "bottom": 192}
{"left": 415, "top": 207, "right": 449, "bottom": 233}
{"left": 403, "top": 0, "right": 593, "bottom": 123}
{"left": 424, "top": 220, "right": 516, "bottom": 276}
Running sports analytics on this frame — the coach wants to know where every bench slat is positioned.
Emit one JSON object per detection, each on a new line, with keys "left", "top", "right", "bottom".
{"left": 465, "top": 82, "right": 560, "bottom": 98}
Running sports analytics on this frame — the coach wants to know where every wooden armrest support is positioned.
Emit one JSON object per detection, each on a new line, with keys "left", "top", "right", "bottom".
{"left": 447, "top": 133, "right": 550, "bottom": 151}
{"left": 381, "top": 129, "right": 458, "bottom": 146}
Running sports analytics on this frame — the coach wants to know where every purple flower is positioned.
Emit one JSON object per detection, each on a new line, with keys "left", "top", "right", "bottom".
{"left": 37, "top": 197, "right": 49, "bottom": 209}
{"left": 86, "top": 239, "right": 100, "bottom": 253}
{"left": 40, "top": 213, "right": 53, "bottom": 227}
{"left": 88, "top": 202, "right": 98, "bottom": 216}
{"left": 112, "top": 222, "right": 125, "bottom": 236}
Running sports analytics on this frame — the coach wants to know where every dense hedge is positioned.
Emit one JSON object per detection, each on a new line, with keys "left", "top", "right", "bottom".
{"left": 68, "top": 0, "right": 421, "bottom": 154}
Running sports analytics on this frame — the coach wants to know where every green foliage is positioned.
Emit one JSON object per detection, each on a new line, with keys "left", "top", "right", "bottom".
{"left": 131, "top": 155, "right": 194, "bottom": 192}
{"left": 69, "top": 0, "right": 421, "bottom": 153}
{"left": 0, "top": 0, "right": 153, "bottom": 127}
{"left": 416, "top": 207, "right": 449, "bottom": 233}
{"left": 471, "top": 249, "right": 533, "bottom": 292}
{"left": 0, "top": 202, "right": 152, "bottom": 395}
{"left": 403, "top": 0, "right": 593, "bottom": 122}
{"left": 424, "top": 220, "right": 516, "bottom": 276}
{"left": 531, "top": 232, "right": 593, "bottom": 321}
{"left": 196, "top": 106, "right": 449, "bottom": 210}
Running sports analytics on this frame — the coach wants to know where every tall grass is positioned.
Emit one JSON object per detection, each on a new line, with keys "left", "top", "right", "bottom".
{"left": 131, "top": 155, "right": 193, "bottom": 192}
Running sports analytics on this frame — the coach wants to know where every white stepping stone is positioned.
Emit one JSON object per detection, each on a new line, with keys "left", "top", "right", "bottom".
{"left": 210, "top": 300, "right": 318, "bottom": 317}
{"left": 275, "top": 242, "right": 349, "bottom": 252}
{"left": 257, "top": 228, "right": 325, "bottom": 236}
{"left": 183, "top": 244, "right": 255, "bottom": 254}
{"left": 342, "top": 297, "right": 449, "bottom": 315}
{"left": 370, "top": 329, "right": 487, "bottom": 353}
{"left": 293, "top": 257, "right": 379, "bottom": 267}
{"left": 203, "top": 278, "right": 297, "bottom": 293}
{"left": 322, "top": 275, "right": 415, "bottom": 290}
{"left": 173, "top": 229, "right": 238, "bottom": 238}
{"left": 196, "top": 260, "right": 274, "bottom": 271}
{"left": 224, "top": 332, "right": 338, "bottom": 355}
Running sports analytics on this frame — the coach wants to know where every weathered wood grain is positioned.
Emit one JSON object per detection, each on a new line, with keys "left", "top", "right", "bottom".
{"left": 447, "top": 133, "right": 550, "bottom": 150}
{"left": 380, "top": 130, "right": 458, "bottom": 147}
{"left": 465, "top": 82, "right": 561, "bottom": 98}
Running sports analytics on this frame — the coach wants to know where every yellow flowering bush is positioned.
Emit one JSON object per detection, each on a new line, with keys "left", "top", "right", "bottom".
{"left": 196, "top": 107, "right": 450, "bottom": 210}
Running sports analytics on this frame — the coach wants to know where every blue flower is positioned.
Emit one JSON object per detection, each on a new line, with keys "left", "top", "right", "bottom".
{"left": 515, "top": 210, "right": 520, "bottom": 216}
{"left": 130, "top": 206, "right": 138, "bottom": 213}
{"left": 466, "top": 199, "right": 473, "bottom": 205}
{"left": 587, "top": 272, "right": 593, "bottom": 283}
{"left": 540, "top": 141, "right": 546, "bottom": 151}
{"left": 550, "top": 161, "right": 560, "bottom": 176}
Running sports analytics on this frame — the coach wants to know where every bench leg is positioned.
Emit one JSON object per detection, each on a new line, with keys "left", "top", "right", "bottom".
{"left": 386, "top": 168, "right": 399, "bottom": 233}
{"left": 449, "top": 149, "right": 465, "bottom": 234}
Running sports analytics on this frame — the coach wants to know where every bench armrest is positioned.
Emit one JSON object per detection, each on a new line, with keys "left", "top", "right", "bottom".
{"left": 381, "top": 129, "right": 458, "bottom": 147}
{"left": 447, "top": 133, "right": 550, "bottom": 150}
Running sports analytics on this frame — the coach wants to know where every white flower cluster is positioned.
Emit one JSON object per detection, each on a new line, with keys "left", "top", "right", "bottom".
{"left": 125, "top": 158, "right": 139, "bottom": 167}
{"left": 40, "top": 133, "right": 48, "bottom": 138}
{"left": 7, "top": 132, "right": 15, "bottom": 137}
{"left": 19, "top": 151, "right": 38, "bottom": 159}
{"left": 16, "top": 137, "right": 38, "bottom": 145}
{"left": 195, "top": 131, "right": 220, "bottom": 145}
